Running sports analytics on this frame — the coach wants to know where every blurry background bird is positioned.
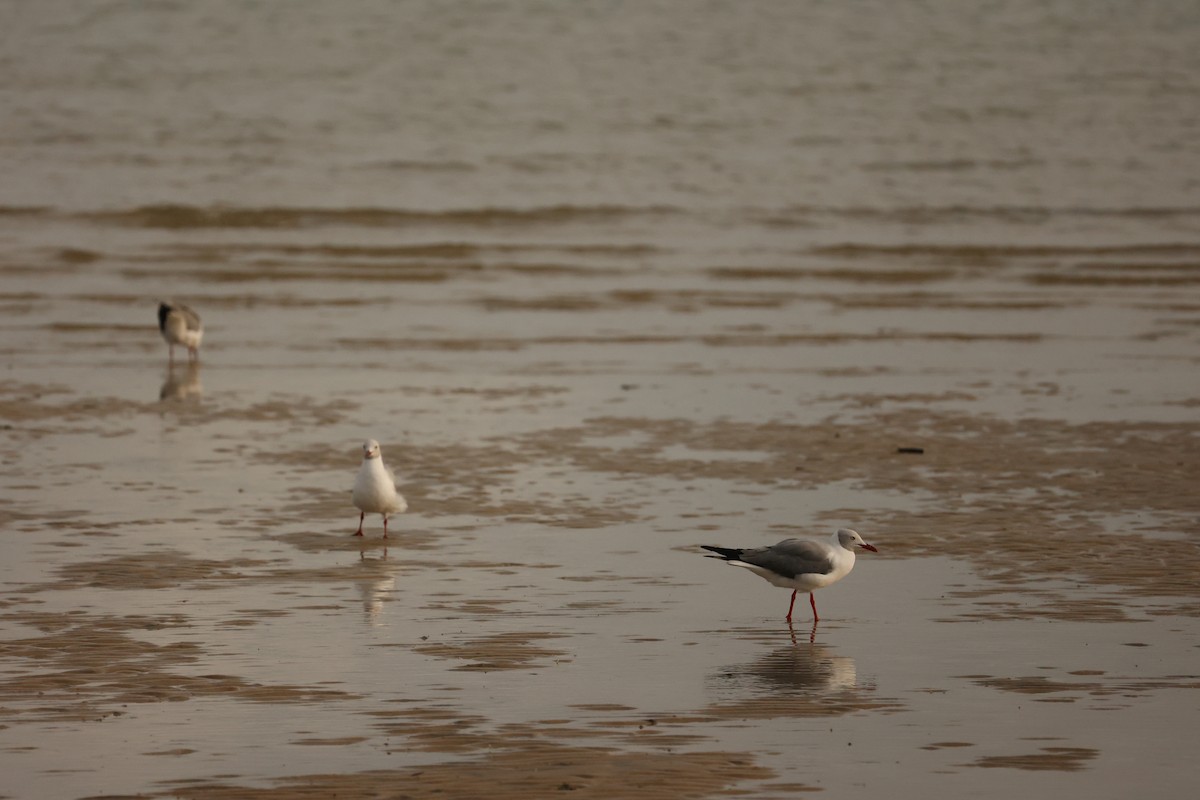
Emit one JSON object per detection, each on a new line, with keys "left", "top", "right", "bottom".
{"left": 157, "top": 301, "right": 203, "bottom": 364}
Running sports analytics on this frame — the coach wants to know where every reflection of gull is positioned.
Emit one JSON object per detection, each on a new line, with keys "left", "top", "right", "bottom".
{"left": 159, "top": 362, "right": 202, "bottom": 401}
{"left": 357, "top": 574, "right": 397, "bottom": 626}
{"left": 157, "top": 301, "right": 203, "bottom": 364}
{"left": 701, "top": 528, "right": 877, "bottom": 622}
{"left": 355, "top": 553, "right": 396, "bottom": 626}
{"left": 707, "top": 642, "right": 860, "bottom": 702}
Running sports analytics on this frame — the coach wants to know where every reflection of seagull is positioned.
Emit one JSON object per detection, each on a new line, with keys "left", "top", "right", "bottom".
{"left": 159, "top": 362, "right": 202, "bottom": 401}
{"left": 157, "top": 301, "right": 203, "bottom": 364}
{"left": 701, "top": 529, "right": 877, "bottom": 622}
{"left": 750, "top": 644, "right": 858, "bottom": 692}
{"left": 707, "top": 642, "right": 859, "bottom": 701}
{"left": 352, "top": 439, "right": 408, "bottom": 539}
{"left": 354, "top": 558, "right": 396, "bottom": 626}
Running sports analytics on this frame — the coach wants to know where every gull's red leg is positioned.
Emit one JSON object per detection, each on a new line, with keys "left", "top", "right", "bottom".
{"left": 809, "top": 592, "right": 819, "bottom": 622}
{"left": 382, "top": 515, "right": 389, "bottom": 540}
{"left": 353, "top": 511, "right": 365, "bottom": 536}
{"left": 786, "top": 589, "right": 798, "bottom": 623}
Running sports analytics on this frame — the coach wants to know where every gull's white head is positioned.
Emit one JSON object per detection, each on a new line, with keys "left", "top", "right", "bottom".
{"left": 362, "top": 439, "right": 382, "bottom": 460}
{"left": 837, "top": 528, "right": 878, "bottom": 553}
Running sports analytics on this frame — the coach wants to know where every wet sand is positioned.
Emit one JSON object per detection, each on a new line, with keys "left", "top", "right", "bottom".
{"left": 2, "top": 214, "right": 1198, "bottom": 799}
{"left": 3, "top": 2, "right": 1200, "bottom": 796}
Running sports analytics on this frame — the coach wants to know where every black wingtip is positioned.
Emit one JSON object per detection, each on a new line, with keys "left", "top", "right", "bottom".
{"left": 700, "top": 545, "right": 743, "bottom": 560}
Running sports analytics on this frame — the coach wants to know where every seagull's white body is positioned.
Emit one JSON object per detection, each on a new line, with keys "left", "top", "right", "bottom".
{"left": 352, "top": 439, "right": 407, "bottom": 538}
{"left": 702, "top": 528, "right": 877, "bottom": 623}
{"left": 158, "top": 301, "right": 203, "bottom": 363}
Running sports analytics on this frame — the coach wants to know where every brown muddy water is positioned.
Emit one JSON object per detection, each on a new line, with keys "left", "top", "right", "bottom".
{"left": 3, "top": 2, "right": 1200, "bottom": 798}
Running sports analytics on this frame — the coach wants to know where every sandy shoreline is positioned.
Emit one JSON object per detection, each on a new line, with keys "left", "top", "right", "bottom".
{"left": 3, "top": 348, "right": 1198, "bottom": 797}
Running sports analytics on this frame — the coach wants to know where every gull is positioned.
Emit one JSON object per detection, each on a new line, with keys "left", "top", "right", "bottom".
{"left": 352, "top": 439, "right": 408, "bottom": 538}
{"left": 701, "top": 528, "right": 877, "bottom": 623}
{"left": 157, "top": 301, "right": 203, "bottom": 363}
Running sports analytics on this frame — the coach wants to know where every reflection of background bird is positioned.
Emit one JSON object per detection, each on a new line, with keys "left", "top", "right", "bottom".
{"left": 157, "top": 301, "right": 203, "bottom": 364}
{"left": 159, "top": 362, "right": 202, "bottom": 401}
{"left": 706, "top": 642, "right": 860, "bottom": 702}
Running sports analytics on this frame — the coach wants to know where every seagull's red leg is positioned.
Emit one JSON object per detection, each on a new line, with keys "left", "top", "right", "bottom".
{"left": 382, "top": 515, "right": 389, "bottom": 540}
{"left": 786, "top": 589, "right": 798, "bottom": 623}
{"left": 353, "top": 511, "right": 364, "bottom": 536}
{"left": 809, "top": 592, "right": 819, "bottom": 622}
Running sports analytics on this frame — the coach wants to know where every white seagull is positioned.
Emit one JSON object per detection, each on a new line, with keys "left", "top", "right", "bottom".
{"left": 352, "top": 439, "right": 408, "bottom": 539}
{"left": 701, "top": 528, "right": 877, "bottom": 623}
{"left": 157, "top": 301, "right": 203, "bottom": 363}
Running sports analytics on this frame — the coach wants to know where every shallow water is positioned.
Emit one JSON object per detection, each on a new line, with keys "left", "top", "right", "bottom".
{"left": 2, "top": 2, "right": 1200, "bottom": 798}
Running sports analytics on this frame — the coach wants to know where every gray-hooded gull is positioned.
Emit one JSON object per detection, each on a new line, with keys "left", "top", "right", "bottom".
{"left": 701, "top": 528, "right": 877, "bottom": 623}
{"left": 352, "top": 439, "right": 408, "bottom": 538}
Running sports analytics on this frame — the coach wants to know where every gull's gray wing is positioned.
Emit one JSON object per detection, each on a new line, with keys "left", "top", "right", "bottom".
{"left": 738, "top": 538, "right": 835, "bottom": 579}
